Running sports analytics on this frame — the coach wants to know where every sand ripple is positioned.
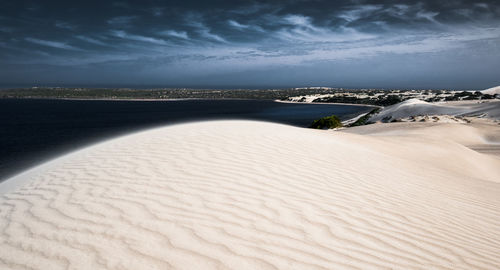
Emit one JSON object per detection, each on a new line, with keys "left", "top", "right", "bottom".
{"left": 1, "top": 121, "right": 499, "bottom": 269}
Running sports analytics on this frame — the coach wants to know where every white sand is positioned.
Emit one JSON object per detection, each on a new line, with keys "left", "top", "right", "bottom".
{"left": 482, "top": 86, "right": 500, "bottom": 96}
{"left": 1, "top": 120, "right": 500, "bottom": 270}
{"left": 370, "top": 98, "right": 500, "bottom": 122}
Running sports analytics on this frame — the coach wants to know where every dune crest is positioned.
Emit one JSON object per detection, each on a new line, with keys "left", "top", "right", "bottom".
{"left": 1, "top": 121, "right": 499, "bottom": 270}
{"left": 370, "top": 98, "right": 500, "bottom": 122}
{"left": 482, "top": 86, "right": 500, "bottom": 96}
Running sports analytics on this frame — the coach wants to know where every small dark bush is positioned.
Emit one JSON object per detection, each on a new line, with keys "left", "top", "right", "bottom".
{"left": 310, "top": 115, "right": 343, "bottom": 129}
{"left": 455, "top": 91, "right": 472, "bottom": 97}
{"left": 374, "top": 95, "right": 402, "bottom": 106}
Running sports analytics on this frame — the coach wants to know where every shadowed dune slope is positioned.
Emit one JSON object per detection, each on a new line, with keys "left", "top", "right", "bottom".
{"left": 0, "top": 121, "right": 499, "bottom": 270}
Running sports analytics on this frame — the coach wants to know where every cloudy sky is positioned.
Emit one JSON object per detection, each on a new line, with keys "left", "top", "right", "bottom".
{"left": 1, "top": 0, "right": 499, "bottom": 89}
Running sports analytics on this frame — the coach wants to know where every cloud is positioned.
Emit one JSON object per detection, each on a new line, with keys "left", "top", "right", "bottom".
{"left": 107, "top": 16, "right": 137, "bottom": 25}
{"left": 75, "top": 35, "right": 108, "bottom": 46}
{"left": 160, "top": 30, "right": 189, "bottom": 39}
{"left": 25, "top": 37, "right": 82, "bottom": 51}
{"left": 187, "top": 21, "right": 227, "bottom": 43}
{"left": 199, "top": 29, "right": 226, "bottom": 42}
{"left": 228, "top": 20, "right": 263, "bottom": 32}
{"left": 385, "top": 4, "right": 410, "bottom": 17}
{"left": 283, "top": 14, "right": 310, "bottom": 26}
{"left": 274, "top": 14, "right": 375, "bottom": 43}
{"left": 416, "top": 11, "right": 440, "bottom": 23}
{"left": 55, "top": 21, "right": 76, "bottom": 30}
{"left": 336, "top": 3, "right": 443, "bottom": 27}
{"left": 3, "top": 0, "right": 500, "bottom": 87}
{"left": 228, "top": 20, "right": 250, "bottom": 29}
{"left": 337, "top": 5, "right": 383, "bottom": 22}
{"left": 475, "top": 3, "right": 489, "bottom": 9}
{"left": 110, "top": 30, "right": 169, "bottom": 45}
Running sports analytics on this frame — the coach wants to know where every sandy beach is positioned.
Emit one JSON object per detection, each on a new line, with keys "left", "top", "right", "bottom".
{"left": 0, "top": 120, "right": 499, "bottom": 269}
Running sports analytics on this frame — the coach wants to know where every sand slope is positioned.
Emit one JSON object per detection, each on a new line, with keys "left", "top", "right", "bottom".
{"left": 370, "top": 99, "right": 500, "bottom": 122}
{"left": 482, "top": 86, "right": 500, "bottom": 96}
{"left": 1, "top": 121, "right": 499, "bottom": 270}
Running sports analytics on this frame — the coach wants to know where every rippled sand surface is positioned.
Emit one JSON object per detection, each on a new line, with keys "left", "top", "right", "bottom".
{"left": 1, "top": 121, "right": 499, "bottom": 270}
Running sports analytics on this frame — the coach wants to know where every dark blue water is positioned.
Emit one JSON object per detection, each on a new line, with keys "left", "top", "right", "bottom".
{"left": 0, "top": 99, "right": 372, "bottom": 181}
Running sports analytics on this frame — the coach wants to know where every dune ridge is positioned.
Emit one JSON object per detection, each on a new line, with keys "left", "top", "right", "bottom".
{"left": 0, "top": 120, "right": 499, "bottom": 270}
{"left": 482, "top": 86, "right": 500, "bottom": 96}
{"left": 369, "top": 99, "right": 500, "bottom": 122}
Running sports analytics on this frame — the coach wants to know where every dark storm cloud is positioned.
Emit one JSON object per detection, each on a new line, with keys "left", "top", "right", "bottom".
{"left": 1, "top": 0, "right": 499, "bottom": 88}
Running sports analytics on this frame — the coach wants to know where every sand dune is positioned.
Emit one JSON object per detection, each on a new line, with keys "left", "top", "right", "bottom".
{"left": 482, "top": 86, "right": 500, "bottom": 96}
{"left": 370, "top": 98, "right": 500, "bottom": 122}
{"left": 1, "top": 120, "right": 500, "bottom": 270}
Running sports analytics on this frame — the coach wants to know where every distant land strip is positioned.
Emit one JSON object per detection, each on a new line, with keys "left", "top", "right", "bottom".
{"left": 2, "top": 87, "right": 498, "bottom": 109}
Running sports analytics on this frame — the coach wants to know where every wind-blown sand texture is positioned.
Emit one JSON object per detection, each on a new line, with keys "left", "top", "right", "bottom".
{"left": 1, "top": 120, "right": 499, "bottom": 270}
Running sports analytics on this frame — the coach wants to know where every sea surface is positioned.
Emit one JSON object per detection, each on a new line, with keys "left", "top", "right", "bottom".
{"left": 0, "top": 98, "right": 373, "bottom": 181}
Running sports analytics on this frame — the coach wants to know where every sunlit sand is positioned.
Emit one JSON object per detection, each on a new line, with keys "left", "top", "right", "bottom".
{"left": 1, "top": 120, "right": 499, "bottom": 269}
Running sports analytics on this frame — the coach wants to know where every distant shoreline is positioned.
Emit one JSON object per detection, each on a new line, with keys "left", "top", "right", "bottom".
{"left": 0, "top": 96, "right": 380, "bottom": 109}
{"left": 274, "top": 99, "right": 381, "bottom": 108}
{"left": 0, "top": 97, "right": 259, "bottom": 102}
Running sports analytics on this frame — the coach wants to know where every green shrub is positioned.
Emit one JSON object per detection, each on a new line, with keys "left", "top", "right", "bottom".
{"left": 310, "top": 115, "right": 343, "bottom": 129}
